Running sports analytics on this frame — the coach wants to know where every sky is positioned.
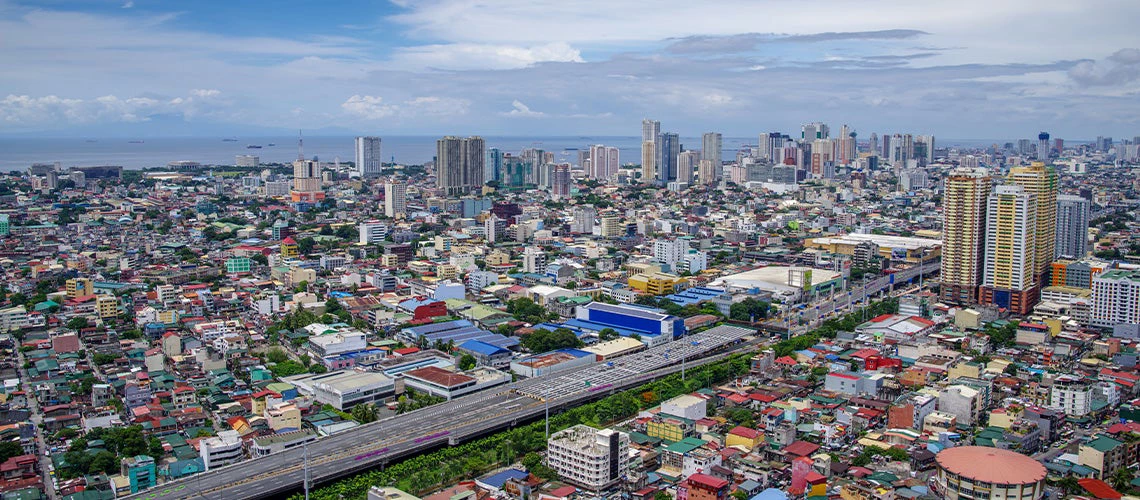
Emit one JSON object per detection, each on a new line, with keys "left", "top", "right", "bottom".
{"left": 1, "top": 0, "right": 1139, "bottom": 140}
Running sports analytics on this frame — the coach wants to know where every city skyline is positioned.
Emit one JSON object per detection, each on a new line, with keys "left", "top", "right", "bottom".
{"left": 0, "top": 0, "right": 1138, "bottom": 138}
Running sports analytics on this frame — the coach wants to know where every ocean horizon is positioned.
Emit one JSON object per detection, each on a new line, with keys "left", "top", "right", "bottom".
{"left": 0, "top": 135, "right": 1010, "bottom": 170}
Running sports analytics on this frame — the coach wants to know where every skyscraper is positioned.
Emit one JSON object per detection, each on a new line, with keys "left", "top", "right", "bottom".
{"left": 981, "top": 185, "right": 1038, "bottom": 315}
{"left": 940, "top": 167, "right": 992, "bottom": 305}
{"left": 551, "top": 163, "right": 571, "bottom": 199}
{"left": 354, "top": 136, "right": 382, "bottom": 177}
{"left": 757, "top": 133, "right": 771, "bottom": 161}
{"left": 384, "top": 180, "right": 406, "bottom": 218}
{"left": 657, "top": 133, "right": 680, "bottom": 183}
{"left": 1008, "top": 161, "right": 1058, "bottom": 284}
{"left": 701, "top": 132, "right": 722, "bottom": 165}
{"left": 677, "top": 150, "right": 699, "bottom": 184}
{"left": 698, "top": 159, "right": 718, "bottom": 185}
{"left": 1055, "top": 194, "right": 1090, "bottom": 259}
{"left": 802, "top": 122, "right": 828, "bottom": 140}
{"left": 291, "top": 159, "right": 323, "bottom": 202}
{"left": 436, "top": 136, "right": 485, "bottom": 196}
{"left": 641, "top": 119, "right": 660, "bottom": 143}
{"left": 640, "top": 141, "right": 656, "bottom": 183}
{"left": 488, "top": 148, "right": 503, "bottom": 183}
{"left": 867, "top": 133, "right": 879, "bottom": 156}
{"left": 589, "top": 145, "right": 619, "bottom": 180}
{"left": 810, "top": 139, "right": 833, "bottom": 177}
{"left": 1037, "top": 132, "right": 1050, "bottom": 161}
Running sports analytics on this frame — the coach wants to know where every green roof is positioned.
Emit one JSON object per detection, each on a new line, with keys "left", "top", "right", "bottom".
{"left": 1085, "top": 435, "right": 1124, "bottom": 453}
{"left": 663, "top": 437, "right": 706, "bottom": 454}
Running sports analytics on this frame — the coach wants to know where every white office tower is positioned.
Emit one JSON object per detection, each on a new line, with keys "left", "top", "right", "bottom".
{"left": 522, "top": 246, "right": 547, "bottom": 273}
{"left": 384, "top": 181, "right": 407, "bottom": 218}
{"left": 653, "top": 239, "right": 687, "bottom": 268}
{"left": 757, "top": 133, "right": 772, "bottom": 161}
{"left": 236, "top": 155, "right": 259, "bottom": 167}
{"left": 484, "top": 214, "right": 501, "bottom": 244}
{"left": 1055, "top": 195, "right": 1090, "bottom": 259}
{"left": 589, "top": 145, "right": 619, "bottom": 180}
{"left": 358, "top": 220, "right": 389, "bottom": 244}
{"left": 698, "top": 159, "right": 718, "bottom": 185}
{"left": 547, "top": 425, "right": 630, "bottom": 491}
{"left": 677, "top": 151, "right": 699, "bottom": 184}
{"left": 1090, "top": 270, "right": 1140, "bottom": 329}
{"left": 803, "top": 122, "right": 828, "bottom": 140}
{"left": 354, "top": 136, "right": 382, "bottom": 177}
{"left": 701, "top": 132, "right": 722, "bottom": 165}
{"left": 572, "top": 207, "right": 596, "bottom": 234}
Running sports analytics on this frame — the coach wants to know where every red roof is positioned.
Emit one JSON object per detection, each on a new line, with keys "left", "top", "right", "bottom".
{"left": 871, "top": 314, "right": 893, "bottom": 322}
{"left": 51, "top": 334, "right": 81, "bottom": 354}
{"left": 405, "top": 366, "right": 475, "bottom": 388}
{"left": 828, "top": 372, "right": 859, "bottom": 380}
{"left": 393, "top": 347, "right": 420, "bottom": 356}
{"left": 910, "top": 316, "right": 935, "bottom": 327}
{"left": 728, "top": 426, "right": 759, "bottom": 439}
{"left": 748, "top": 392, "right": 777, "bottom": 403}
{"left": 548, "top": 486, "right": 576, "bottom": 498}
{"left": 782, "top": 440, "right": 820, "bottom": 458}
{"left": 282, "top": 236, "right": 297, "bottom": 244}
{"left": 1078, "top": 478, "right": 1122, "bottom": 499}
{"left": 774, "top": 356, "right": 798, "bottom": 366}
{"left": 685, "top": 473, "right": 729, "bottom": 490}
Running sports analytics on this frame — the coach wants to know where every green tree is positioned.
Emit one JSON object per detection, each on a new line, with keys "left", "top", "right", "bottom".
{"left": 66, "top": 317, "right": 90, "bottom": 330}
{"left": 520, "top": 328, "right": 584, "bottom": 353}
{"left": 266, "top": 348, "right": 289, "bottom": 364}
{"left": 506, "top": 298, "right": 547, "bottom": 324}
{"left": 598, "top": 328, "right": 620, "bottom": 341}
{"left": 351, "top": 403, "right": 379, "bottom": 424}
{"left": 1111, "top": 467, "right": 1134, "bottom": 492}
{"left": 654, "top": 491, "right": 673, "bottom": 500}
{"left": 458, "top": 353, "right": 477, "bottom": 371}
{"left": 0, "top": 442, "right": 24, "bottom": 463}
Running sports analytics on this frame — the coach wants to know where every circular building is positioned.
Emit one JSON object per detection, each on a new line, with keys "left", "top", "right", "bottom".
{"left": 935, "top": 446, "right": 1046, "bottom": 500}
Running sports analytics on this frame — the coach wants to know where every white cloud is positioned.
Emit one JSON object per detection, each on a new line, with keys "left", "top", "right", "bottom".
{"left": 389, "top": 42, "right": 582, "bottom": 70}
{"left": 341, "top": 95, "right": 470, "bottom": 120}
{"left": 121, "top": 1, "right": 134, "bottom": 8}
{"left": 0, "top": 90, "right": 232, "bottom": 128}
{"left": 502, "top": 100, "right": 544, "bottom": 117}
{"left": 190, "top": 89, "right": 221, "bottom": 98}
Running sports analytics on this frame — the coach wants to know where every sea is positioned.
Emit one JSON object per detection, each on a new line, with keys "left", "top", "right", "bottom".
{"left": 0, "top": 135, "right": 758, "bottom": 170}
{"left": 0, "top": 135, "right": 1004, "bottom": 171}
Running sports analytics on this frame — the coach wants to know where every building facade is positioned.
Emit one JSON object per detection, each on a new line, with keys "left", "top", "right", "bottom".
{"left": 940, "top": 167, "right": 992, "bottom": 305}
{"left": 1055, "top": 194, "right": 1090, "bottom": 259}
{"left": 354, "top": 136, "right": 382, "bottom": 177}
{"left": 436, "top": 136, "right": 486, "bottom": 196}
{"left": 1091, "top": 270, "right": 1140, "bottom": 329}
{"left": 980, "top": 185, "right": 1038, "bottom": 315}
{"left": 546, "top": 425, "right": 630, "bottom": 491}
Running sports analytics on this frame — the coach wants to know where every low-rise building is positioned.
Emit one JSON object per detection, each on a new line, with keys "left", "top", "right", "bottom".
{"left": 200, "top": 430, "right": 244, "bottom": 471}
{"left": 546, "top": 425, "right": 630, "bottom": 491}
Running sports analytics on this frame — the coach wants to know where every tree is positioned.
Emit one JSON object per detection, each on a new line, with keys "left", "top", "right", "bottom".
{"left": 598, "top": 328, "right": 620, "bottom": 342}
{"left": 66, "top": 317, "right": 90, "bottom": 330}
{"left": 506, "top": 298, "right": 547, "bottom": 324}
{"left": 1111, "top": 467, "right": 1134, "bottom": 492}
{"left": 520, "top": 328, "right": 584, "bottom": 353}
{"left": 351, "top": 403, "right": 379, "bottom": 424}
{"left": 729, "top": 298, "right": 771, "bottom": 322}
{"left": 267, "top": 348, "right": 289, "bottom": 364}
{"left": 654, "top": 491, "right": 673, "bottom": 500}
{"left": 458, "top": 353, "right": 477, "bottom": 371}
{"left": 93, "top": 353, "right": 118, "bottom": 365}
{"left": 0, "top": 442, "right": 24, "bottom": 463}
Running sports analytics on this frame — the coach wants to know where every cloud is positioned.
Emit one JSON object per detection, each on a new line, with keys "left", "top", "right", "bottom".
{"left": 0, "top": 92, "right": 222, "bottom": 128}
{"left": 667, "top": 29, "right": 929, "bottom": 54}
{"left": 341, "top": 95, "right": 470, "bottom": 120}
{"left": 121, "top": 1, "right": 134, "bottom": 8}
{"left": 1069, "top": 48, "right": 1140, "bottom": 86}
{"left": 501, "top": 100, "right": 544, "bottom": 117}
{"left": 389, "top": 42, "right": 583, "bottom": 70}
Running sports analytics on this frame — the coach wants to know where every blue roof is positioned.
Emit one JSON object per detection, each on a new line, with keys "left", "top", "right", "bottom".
{"left": 328, "top": 291, "right": 353, "bottom": 298}
{"left": 479, "top": 468, "right": 529, "bottom": 489}
{"left": 752, "top": 489, "right": 788, "bottom": 500}
{"left": 562, "top": 318, "right": 658, "bottom": 338}
{"left": 459, "top": 340, "right": 510, "bottom": 356}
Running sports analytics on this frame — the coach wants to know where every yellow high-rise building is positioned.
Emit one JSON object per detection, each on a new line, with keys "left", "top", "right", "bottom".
{"left": 980, "top": 185, "right": 1038, "bottom": 315}
{"left": 1008, "top": 161, "right": 1058, "bottom": 282}
{"left": 641, "top": 141, "right": 656, "bottom": 183}
{"left": 939, "top": 167, "right": 992, "bottom": 305}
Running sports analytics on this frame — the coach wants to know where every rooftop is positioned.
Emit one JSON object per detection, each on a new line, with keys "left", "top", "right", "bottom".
{"left": 935, "top": 446, "right": 1046, "bottom": 484}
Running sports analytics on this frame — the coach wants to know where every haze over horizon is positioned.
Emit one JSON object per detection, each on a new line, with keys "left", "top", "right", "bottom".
{"left": 2, "top": 0, "right": 1139, "bottom": 139}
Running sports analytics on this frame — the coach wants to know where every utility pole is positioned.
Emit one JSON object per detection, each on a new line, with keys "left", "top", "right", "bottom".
{"left": 544, "top": 398, "right": 550, "bottom": 439}
{"left": 303, "top": 440, "right": 310, "bottom": 500}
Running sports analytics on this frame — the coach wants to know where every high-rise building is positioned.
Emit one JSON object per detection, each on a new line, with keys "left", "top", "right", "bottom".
{"left": 488, "top": 148, "right": 503, "bottom": 183}
{"left": 552, "top": 163, "right": 572, "bottom": 199}
{"left": 757, "top": 132, "right": 771, "bottom": 161}
{"left": 1037, "top": 132, "right": 1050, "bottom": 161}
{"left": 677, "top": 151, "right": 699, "bottom": 184}
{"left": 641, "top": 119, "right": 660, "bottom": 143}
{"left": 1055, "top": 195, "right": 1090, "bottom": 259}
{"left": 698, "top": 159, "right": 718, "bottom": 185}
{"left": 653, "top": 239, "right": 687, "bottom": 268}
{"left": 384, "top": 181, "right": 407, "bottom": 218}
{"left": 802, "top": 122, "right": 828, "bottom": 140}
{"left": 1008, "top": 161, "right": 1058, "bottom": 283}
{"left": 810, "top": 139, "right": 833, "bottom": 177}
{"left": 354, "top": 136, "right": 382, "bottom": 177}
{"left": 867, "top": 133, "right": 879, "bottom": 156}
{"left": 981, "top": 185, "right": 1038, "bottom": 315}
{"left": 589, "top": 145, "right": 619, "bottom": 180}
{"left": 940, "top": 168, "right": 993, "bottom": 305}
{"left": 640, "top": 141, "right": 656, "bottom": 183}
{"left": 436, "top": 136, "right": 485, "bottom": 196}
{"left": 572, "top": 207, "right": 595, "bottom": 234}
{"left": 291, "top": 159, "right": 324, "bottom": 202}
{"left": 657, "top": 133, "right": 680, "bottom": 183}
{"left": 1090, "top": 270, "right": 1140, "bottom": 329}
{"left": 701, "top": 132, "right": 722, "bottom": 165}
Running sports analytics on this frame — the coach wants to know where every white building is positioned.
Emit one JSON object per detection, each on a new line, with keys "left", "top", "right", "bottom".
{"left": 547, "top": 425, "right": 631, "bottom": 491}
{"left": 235, "top": 155, "right": 259, "bottom": 167}
{"left": 358, "top": 221, "right": 389, "bottom": 244}
{"left": 355, "top": 136, "right": 382, "bottom": 177}
{"left": 589, "top": 145, "right": 620, "bottom": 180}
{"left": 1091, "top": 269, "right": 1140, "bottom": 329}
{"left": 200, "top": 430, "right": 244, "bottom": 470}
{"left": 653, "top": 239, "right": 687, "bottom": 269}
{"left": 660, "top": 394, "right": 707, "bottom": 421}
{"left": 307, "top": 330, "right": 367, "bottom": 358}
{"left": 1050, "top": 375, "right": 1092, "bottom": 416}
{"left": 384, "top": 181, "right": 407, "bottom": 218}
{"left": 523, "top": 246, "right": 547, "bottom": 273}
{"left": 285, "top": 370, "right": 396, "bottom": 410}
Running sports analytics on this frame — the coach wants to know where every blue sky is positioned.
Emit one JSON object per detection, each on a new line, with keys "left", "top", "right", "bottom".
{"left": 1, "top": 0, "right": 1139, "bottom": 140}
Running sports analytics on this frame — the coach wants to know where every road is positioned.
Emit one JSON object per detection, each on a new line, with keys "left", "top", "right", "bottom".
{"left": 124, "top": 325, "right": 758, "bottom": 500}
{"left": 767, "top": 260, "right": 941, "bottom": 335}
{"left": 16, "top": 348, "right": 58, "bottom": 500}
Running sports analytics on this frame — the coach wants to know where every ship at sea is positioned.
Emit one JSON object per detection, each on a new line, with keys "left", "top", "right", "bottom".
{"left": 246, "top": 145, "right": 262, "bottom": 149}
{"left": 128, "top": 140, "right": 144, "bottom": 144}
{"left": 222, "top": 138, "right": 238, "bottom": 142}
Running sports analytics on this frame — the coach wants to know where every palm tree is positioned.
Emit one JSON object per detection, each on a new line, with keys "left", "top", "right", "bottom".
{"left": 1111, "top": 468, "right": 1134, "bottom": 492}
